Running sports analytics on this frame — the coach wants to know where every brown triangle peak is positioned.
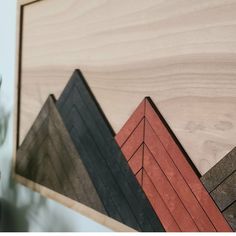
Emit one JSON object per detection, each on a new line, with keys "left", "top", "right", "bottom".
{"left": 16, "top": 95, "right": 106, "bottom": 215}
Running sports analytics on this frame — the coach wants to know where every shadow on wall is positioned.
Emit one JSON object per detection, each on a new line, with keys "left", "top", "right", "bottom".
{"left": 0, "top": 75, "right": 29, "bottom": 231}
{"left": 0, "top": 77, "right": 85, "bottom": 232}
{"left": 0, "top": 199, "right": 29, "bottom": 231}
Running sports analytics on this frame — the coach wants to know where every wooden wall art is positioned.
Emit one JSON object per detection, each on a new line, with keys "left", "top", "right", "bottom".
{"left": 15, "top": 69, "right": 234, "bottom": 232}
{"left": 16, "top": 70, "right": 164, "bottom": 232}
{"left": 15, "top": 0, "right": 236, "bottom": 176}
{"left": 201, "top": 147, "right": 236, "bottom": 231}
{"left": 115, "top": 97, "right": 232, "bottom": 232}
{"left": 14, "top": 0, "right": 236, "bottom": 232}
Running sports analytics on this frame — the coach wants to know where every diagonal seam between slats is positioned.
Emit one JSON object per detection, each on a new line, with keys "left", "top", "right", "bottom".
{"left": 143, "top": 143, "right": 199, "bottom": 231}
{"left": 142, "top": 168, "right": 181, "bottom": 232}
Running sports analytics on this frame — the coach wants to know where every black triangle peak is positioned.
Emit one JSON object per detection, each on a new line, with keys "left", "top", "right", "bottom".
{"left": 57, "top": 69, "right": 115, "bottom": 136}
{"left": 16, "top": 95, "right": 106, "bottom": 215}
{"left": 56, "top": 70, "right": 164, "bottom": 232}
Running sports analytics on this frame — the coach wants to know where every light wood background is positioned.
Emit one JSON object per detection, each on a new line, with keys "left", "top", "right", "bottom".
{"left": 19, "top": 0, "right": 236, "bottom": 175}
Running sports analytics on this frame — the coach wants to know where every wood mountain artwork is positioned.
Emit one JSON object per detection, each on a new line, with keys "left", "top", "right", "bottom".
{"left": 15, "top": 70, "right": 234, "bottom": 232}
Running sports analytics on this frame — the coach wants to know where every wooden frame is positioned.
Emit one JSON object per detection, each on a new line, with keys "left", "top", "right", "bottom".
{"left": 13, "top": 0, "right": 135, "bottom": 231}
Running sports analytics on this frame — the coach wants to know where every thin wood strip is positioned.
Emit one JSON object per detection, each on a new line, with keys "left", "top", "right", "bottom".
{"left": 135, "top": 169, "right": 143, "bottom": 186}
{"left": 143, "top": 144, "right": 198, "bottom": 231}
{"left": 121, "top": 119, "right": 144, "bottom": 160}
{"left": 142, "top": 169, "right": 181, "bottom": 232}
{"left": 128, "top": 145, "right": 143, "bottom": 175}
{"left": 115, "top": 99, "right": 145, "bottom": 147}
{"left": 210, "top": 171, "right": 236, "bottom": 211}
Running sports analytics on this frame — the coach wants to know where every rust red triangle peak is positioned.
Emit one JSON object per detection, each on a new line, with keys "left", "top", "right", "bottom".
{"left": 115, "top": 97, "right": 232, "bottom": 232}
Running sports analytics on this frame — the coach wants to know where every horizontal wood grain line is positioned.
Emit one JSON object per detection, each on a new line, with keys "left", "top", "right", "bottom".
{"left": 115, "top": 99, "right": 145, "bottom": 146}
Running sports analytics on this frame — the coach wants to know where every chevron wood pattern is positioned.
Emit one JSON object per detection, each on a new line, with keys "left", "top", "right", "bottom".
{"left": 201, "top": 147, "right": 236, "bottom": 231}
{"left": 115, "top": 97, "right": 232, "bottom": 232}
{"left": 56, "top": 70, "right": 164, "bottom": 232}
{"left": 15, "top": 95, "right": 106, "bottom": 215}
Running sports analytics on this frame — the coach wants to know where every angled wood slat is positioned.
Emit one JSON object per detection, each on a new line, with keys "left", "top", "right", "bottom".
{"left": 223, "top": 202, "right": 236, "bottom": 231}
{"left": 201, "top": 147, "right": 236, "bottom": 231}
{"left": 211, "top": 172, "right": 236, "bottom": 211}
{"left": 56, "top": 70, "right": 164, "bottom": 232}
{"left": 15, "top": 95, "right": 107, "bottom": 215}
{"left": 201, "top": 147, "right": 236, "bottom": 193}
{"left": 116, "top": 97, "right": 232, "bottom": 232}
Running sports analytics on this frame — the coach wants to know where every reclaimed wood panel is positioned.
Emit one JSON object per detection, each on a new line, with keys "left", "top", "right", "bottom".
{"left": 201, "top": 147, "right": 236, "bottom": 231}
{"left": 17, "top": 0, "right": 236, "bottom": 175}
{"left": 56, "top": 70, "right": 164, "bottom": 232}
{"left": 15, "top": 95, "right": 106, "bottom": 215}
{"left": 116, "top": 97, "right": 232, "bottom": 232}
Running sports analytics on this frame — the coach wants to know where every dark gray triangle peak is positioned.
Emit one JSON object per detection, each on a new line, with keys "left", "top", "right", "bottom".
{"left": 56, "top": 70, "right": 165, "bottom": 232}
{"left": 16, "top": 95, "right": 106, "bottom": 215}
{"left": 201, "top": 147, "right": 236, "bottom": 231}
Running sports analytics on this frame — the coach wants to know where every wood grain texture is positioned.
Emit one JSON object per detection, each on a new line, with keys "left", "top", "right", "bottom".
{"left": 15, "top": 95, "right": 106, "bottom": 215}
{"left": 56, "top": 70, "right": 164, "bottom": 232}
{"left": 115, "top": 97, "right": 232, "bottom": 232}
{"left": 201, "top": 147, "right": 236, "bottom": 231}
{"left": 17, "top": 0, "right": 236, "bottom": 175}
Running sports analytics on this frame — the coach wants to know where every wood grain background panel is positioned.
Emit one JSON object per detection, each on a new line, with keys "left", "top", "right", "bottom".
{"left": 18, "top": 0, "right": 236, "bottom": 175}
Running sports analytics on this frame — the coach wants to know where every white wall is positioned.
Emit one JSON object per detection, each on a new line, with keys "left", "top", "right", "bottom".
{"left": 0, "top": 0, "right": 111, "bottom": 232}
